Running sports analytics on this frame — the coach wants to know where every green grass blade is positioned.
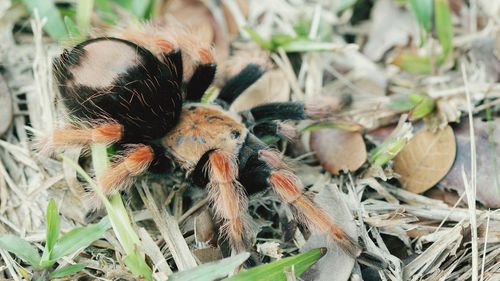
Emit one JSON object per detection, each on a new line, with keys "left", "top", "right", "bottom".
{"left": 434, "top": 0, "right": 453, "bottom": 58}
{"left": 76, "top": 0, "right": 94, "bottom": 37}
{"left": 281, "top": 40, "right": 343, "bottom": 53}
{"left": 40, "top": 199, "right": 60, "bottom": 265}
{"left": 408, "top": 0, "right": 432, "bottom": 32}
{"left": 51, "top": 217, "right": 110, "bottom": 260}
{"left": 244, "top": 27, "right": 274, "bottom": 50}
{"left": 0, "top": 234, "right": 41, "bottom": 267}
{"left": 21, "top": 0, "right": 68, "bottom": 41}
{"left": 409, "top": 94, "right": 435, "bottom": 120}
{"left": 169, "top": 252, "right": 249, "bottom": 281}
{"left": 95, "top": 0, "right": 119, "bottom": 24}
{"left": 90, "top": 144, "right": 153, "bottom": 280}
{"left": 112, "top": 0, "right": 152, "bottom": 19}
{"left": 225, "top": 248, "right": 326, "bottom": 281}
{"left": 300, "top": 120, "right": 362, "bottom": 132}
{"left": 49, "top": 263, "right": 87, "bottom": 279}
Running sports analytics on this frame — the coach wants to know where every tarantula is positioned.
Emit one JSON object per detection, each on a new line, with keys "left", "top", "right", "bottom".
{"left": 48, "top": 26, "right": 361, "bottom": 257}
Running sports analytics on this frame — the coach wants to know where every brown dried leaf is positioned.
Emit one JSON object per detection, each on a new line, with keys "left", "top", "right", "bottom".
{"left": 301, "top": 185, "right": 356, "bottom": 281}
{"left": 310, "top": 129, "right": 367, "bottom": 175}
{"left": 394, "top": 125, "right": 456, "bottom": 193}
{"left": 441, "top": 117, "right": 500, "bottom": 208}
{"left": 167, "top": 0, "right": 229, "bottom": 63}
{"left": 230, "top": 70, "right": 290, "bottom": 112}
{"left": 0, "top": 75, "right": 13, "bottom": 136}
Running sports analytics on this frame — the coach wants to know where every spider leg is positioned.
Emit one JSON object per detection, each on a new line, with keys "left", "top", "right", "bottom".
{"left": 241, "top": 94, "right": 352, "bottom": 125}
{"left": 217, "top": 64, "right": 265, "bottom": 106}
{"left": 48, "top": 123, "right": 122, "bottom": 148}
{"left": 242, "top": 102, "right": 308, "bottom": 124}
{"left": 185, "top": 48, "right": 216, "bottom": 101}
{"left": 238, "top": 141, "right": 361, "bottom": 257}
{"left": 202, "top": 149, "right": 251, "bottom": 253}
{"left": 98, "top": 144, "right": 156, "bottom": 195}
{"left": 251, "top": 121, "right": 297, "bottom": 142}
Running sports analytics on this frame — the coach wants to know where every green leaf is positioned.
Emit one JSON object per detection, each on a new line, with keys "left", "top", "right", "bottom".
{"left": 63, "top": 16, "right": 82, "bottom": 41}
{"left": 41, "top": 199, "right": 60, "bottom": 265}
{"left": 336, "top": 0, "right": 358, "bottom": 13}
{"left": 169, "top": 252, "right": 249, "bottom": 281}
{"left": 21, "top": 0, "right": 68, "bottom": 41}
{"left": 123, "top": 254, "right": 153, "bottom": 280}
{"left": 370, "top": 138, "right": 408, "bottom": 166}
{"left": 244, "top": 27, "right": 274, "bottom": 50}
{"left": 95, "top": 0, "right": 119, "bottom": 24}
{"left": 225, "top": 248, "right": 325, "bottom": 281}
{"left": 51, "top": 217, "right": 110, "bottom": 260}
{"left": 0, "top": 234, "right": 41, "bottom": 267}
{"left": 76, "top": 0, "right": 94, "bottom": 37}
{"left": 201, "top": 87, "right": 218, "bottom": 104}
{"left": 409, "top": 94, "right": 435, "bottom": 120}
{"left": 45, "top": 200, "right": 60, "bottom": 252}
{"left": 393, "top": 53, "right": 433, "bottom": 74}
{"left": 49, "top": 263, "right": 87, "bottom": 279}
{"left": 112, "top": 0, "right": 152, "bottom": 19}
{"left": 63, "top": 146, "right": 152, "bottom": 280}
{"left": 300, "top": 120, "right": 362, "bottom": 132}
{"left": 408, "top": 0, "right": 432, "bottom": 33}
{"left": 434, "top": 0, "right": 453, "bottom": 58}
{"left": 387, "top": 97, "right": 419, "bottom": 111}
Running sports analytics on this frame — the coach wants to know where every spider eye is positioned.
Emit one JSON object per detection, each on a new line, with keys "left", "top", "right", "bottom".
{"left": 230, "top": 130, "right": 241, "bottom": 139}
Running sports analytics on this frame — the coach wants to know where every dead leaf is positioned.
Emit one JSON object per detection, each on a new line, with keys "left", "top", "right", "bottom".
{"left": 469, "top": 36, "right": 500, "bottom": 82}
{"left": 167, "top": 0, "right": 229, "bottom": 63}
{"left": 394, "top": 125, "right": 456, "bottom": 193}
{"left": 229, "top": 70, "right": 290, "bottom": 112}
{"left": 441, "top": 117, "right": 500, "bottom": 208}
{"left": 310, "top": 128, "right": 367, "bottom": 175}
{"left": 192, "top": 247, "right": 223, "bottom": 264}
{"left": 363, "top": 0, "right": 419, "bottom": 61}
{"left": 301, "top": 185, "right": 356, "bottom": 281}
{"left": 221, "top": 0, "right": 249, "bottom": 36}
{"left": 194, "top": 209, "right": 218, "bottom": 246}
{"left": 0, "top": 75, "right": 13, "bottom": 135}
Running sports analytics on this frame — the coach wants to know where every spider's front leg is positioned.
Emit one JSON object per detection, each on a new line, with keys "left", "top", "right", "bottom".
{"left": 200, "top": 149, "right": 252, "bottom": 253}
{"left": 239, "top": 136, "right": 361, "bottom": 257}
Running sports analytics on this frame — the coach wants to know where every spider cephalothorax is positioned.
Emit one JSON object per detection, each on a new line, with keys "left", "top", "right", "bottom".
{"left": 48, "top": 26, "right": 361, "bottom": 257}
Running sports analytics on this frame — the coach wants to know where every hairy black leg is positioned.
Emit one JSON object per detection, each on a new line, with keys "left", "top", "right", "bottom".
{"left": 185, "top": 63, "right": 217, "bottom": 101}
{"left": 241, "top": 102, "right": 307, "bottom": 124}
{"left": 162, "top": 50, "right": 183, "bottom": 85}
{"left": 237, "top": 134, "right": 270, "bottom": 194}
{"left": 148, "top": 144, "right": 175, "bottom": 174}
{"left": 217, "top": 64, "right": 265, "bottom": 106}
{"left": 251, "top": 121, "right": 296, "bottom": 142}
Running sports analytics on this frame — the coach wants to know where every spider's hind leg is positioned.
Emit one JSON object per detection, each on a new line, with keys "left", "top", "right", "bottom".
{"left": 40, "top": 122, "right": 122, "bottom": 154}
{"left": 238, "top": 137, "right": 361, "bottom": 257}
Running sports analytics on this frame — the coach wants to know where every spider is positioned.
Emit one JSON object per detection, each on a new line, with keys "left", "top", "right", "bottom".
{"left": 47, "top": 26, "right": 361, "bottom": 257}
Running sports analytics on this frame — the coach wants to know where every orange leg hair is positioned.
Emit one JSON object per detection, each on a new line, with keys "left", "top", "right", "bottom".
{"left": 49, "top": 123, "right": 122, "bottom": 147}
{"left": 261, "top": 150, "right": 361, "bottom": 257}
{"left": 98, "top": 145, "right": 154, "bottom": 195}
{"left": 206, "top": 150, "right": 251, "bottom": 253}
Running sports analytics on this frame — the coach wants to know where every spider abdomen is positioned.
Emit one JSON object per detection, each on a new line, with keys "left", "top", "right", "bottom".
{"left": 54, "top": 38, "right": 183, "bottom": 142}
